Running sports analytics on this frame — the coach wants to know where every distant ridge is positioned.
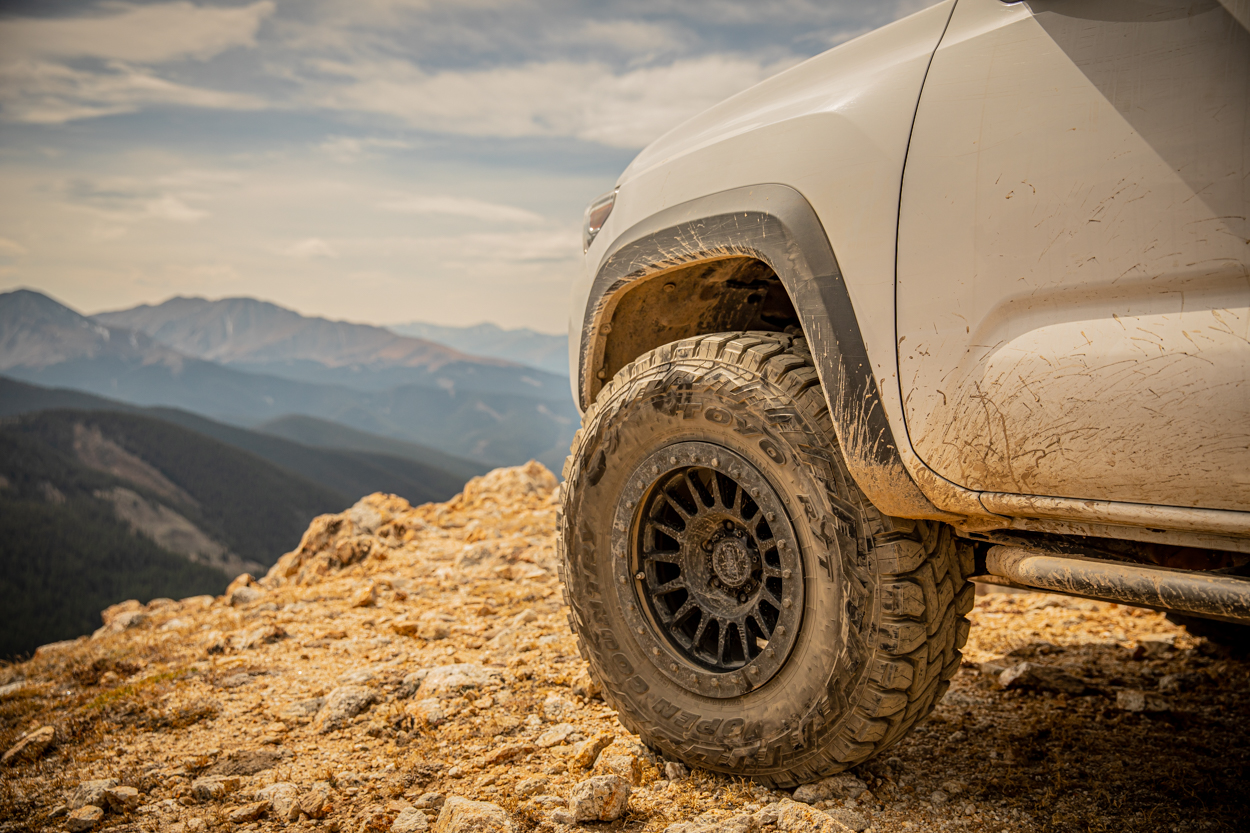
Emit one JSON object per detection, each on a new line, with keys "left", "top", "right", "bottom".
{"left": 257, "top": 414, "right": 485, "bottom": 484}
{"left": 389, "top": 320, "right": 570, "bottom": 377}
{"left": 0, "top": 377, "right": 483, "bottom": 506}
{"left": 92, "top": 295, "right": 571, "bottom": 401}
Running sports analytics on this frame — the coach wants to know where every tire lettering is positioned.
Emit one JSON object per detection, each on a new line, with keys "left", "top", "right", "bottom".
{"left": 651, "top": 698, "right": 679, "bottom": 720}
{"left": 695, "top": 718, "right": 721, "bottom": 736}
{"left": 610, "top": 652, "right": 634, "bottom": 676}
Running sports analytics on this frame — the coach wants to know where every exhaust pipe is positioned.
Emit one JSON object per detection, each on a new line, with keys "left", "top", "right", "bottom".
{"left": 983, "top": 546, "right": 1250, "bottom": 625}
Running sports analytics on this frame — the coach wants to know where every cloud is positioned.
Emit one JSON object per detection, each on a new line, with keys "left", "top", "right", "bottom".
{"left": 279, "top": 238, "right": 338, "bottom": 258}
{"left": 379, "top": 195, "right": 544, "bottom": 224}
{"left": 0, "top": 238, "right": 27, "bottom": 257}
{"left": 318, "top": 136, "right": 414, "bottom": 162}
{"left": 143, "top": 195, "right": 207, "bottom": 223}
{"left": 60, "top": 175, "right": 211, "bottom": 224}
{"left": 308, "top": 54, "right": 790, "bottom": 149}
{"left": 0, "top": 59, "right": 266, "bottom": 124}
{"left": 0, "top": 1, "right": 275, "bottom": 64}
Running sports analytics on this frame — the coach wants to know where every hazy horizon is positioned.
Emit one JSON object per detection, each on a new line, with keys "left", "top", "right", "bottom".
{"left": 0, "top": 0, "right": 938, "bottom": 333}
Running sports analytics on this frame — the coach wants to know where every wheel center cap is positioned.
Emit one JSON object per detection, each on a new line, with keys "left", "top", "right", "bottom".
{"left": 711, "top": 538, "right": 752, "bottom": 587}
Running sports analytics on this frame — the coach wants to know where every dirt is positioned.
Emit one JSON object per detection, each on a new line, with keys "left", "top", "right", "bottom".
{"left": 1, "top": 461, "right": 1246, "bottom": 833}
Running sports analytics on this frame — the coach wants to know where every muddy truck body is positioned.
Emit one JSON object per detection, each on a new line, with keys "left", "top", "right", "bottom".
{"left": 558, "top": 0, "right": 1250, "bottom": 785}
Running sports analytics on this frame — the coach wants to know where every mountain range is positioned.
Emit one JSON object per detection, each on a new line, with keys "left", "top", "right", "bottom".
{"left": 1, "top": 290, "right": 578, "bottom": 470}
{"left": 388, "top": 320, "right": 570, "bottom": 377}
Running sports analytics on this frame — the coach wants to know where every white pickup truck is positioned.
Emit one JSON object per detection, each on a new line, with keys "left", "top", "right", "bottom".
{"left": 559, "top": 0, "right": 1249, "bottom": 785}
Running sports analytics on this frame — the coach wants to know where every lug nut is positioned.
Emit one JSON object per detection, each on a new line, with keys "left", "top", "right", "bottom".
{"left": 670, "top": 663, "right": 678, "bottom": 672}
{"left": 767, "top": 512, "right": 776, "bottom": 522}
{"left": 782, "top": 569, "right": 792, "bottom": 579}
{"left": 783, "top": 598, "right": 792, "bottom": 608}
{"left": 777, "top": 626, "right": 786, "bottom": 636}
{"left": 637, "top": 627, "right": 645, "bottom": 635}
{"left": 618, "top": 576, "right": 626, "bottom": 584}
{"left": 749, "top": 667, "right": 759, "bottom": 675}
{"left": 653, "top": 647, "right": 660, "bottom": 656}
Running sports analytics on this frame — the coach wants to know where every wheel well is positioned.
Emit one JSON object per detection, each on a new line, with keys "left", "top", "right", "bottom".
{"left": 589, "top": 256, "right": 800, "bottom": 401}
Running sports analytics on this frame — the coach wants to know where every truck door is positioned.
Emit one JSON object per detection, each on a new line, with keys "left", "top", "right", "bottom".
{"left": 896, "top": 0, "right": 1250, "bottom": 511}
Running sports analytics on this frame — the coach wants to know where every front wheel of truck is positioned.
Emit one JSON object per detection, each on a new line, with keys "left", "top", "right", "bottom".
{"left": 557, "top": 331, "right": 975, "bottom": 786}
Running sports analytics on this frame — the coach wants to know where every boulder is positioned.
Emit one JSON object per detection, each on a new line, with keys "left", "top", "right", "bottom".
{"left": 69, "top": 779, "right": 118, "bottom": 810}
{"left": 568, "top": 732, "right": 614, "bottom": 770}
{"left": 1, "top": 725, "right": 54, "bottom": 765}
{"left": 416, "top": 665, "right": 501, "bottom": 700}
{"left": 664, "top": 761, "right": 689, "bottom": 781}
{"left": 66, "top": 805, "right": 103, "bottom": 832}
{"left": 568, "top": 775, "right": 631, "bottom": 822}
{"left": 228, "top": 800, "right": 268, "bottom": 823}
{"left": 792, "top": 774, "right": 867, "bottom": 804}
{"left": 826, "top": 807, "right": 869, "bottom": 832}
{"left": 535, "top": 723, "right": 576, "bottom": 748}
{"left": 102, "top": 784, "right": 140, "bottom": 812}
{"left": 776, "top": 799, "right": 841, "bottom": 832}
{"left": 393, "top": 807, "right": 431, "bottom": 832}
{"left": 433, "top": 796, "right": 514, "bottom": 832}
{"left": 299, "top": 781, "right": 334, "bottom": 819}
{"left": 999, "top": 662, "right": 1087, "bottom": 695}
{"left": 542, "top": 694, "right": 574, "bottom": 721}
{"left": 190, "top": 774, "right": 241, "bottom": 801}
{"left": 1117, "top": 689, "right": 1171, "bottom": 713}
{"left": 257, "top": 782, "right": 300, "bottom": 822}
{"left": 593, "top": 751, "right": 643, "bottom": 786}
{"left": 316, "top": 685, "right": 377, "bottom": 733}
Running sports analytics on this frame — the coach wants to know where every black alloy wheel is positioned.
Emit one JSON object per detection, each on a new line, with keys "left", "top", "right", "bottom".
{"left": 621, "top": 443, "right": 803, "bottom": 697}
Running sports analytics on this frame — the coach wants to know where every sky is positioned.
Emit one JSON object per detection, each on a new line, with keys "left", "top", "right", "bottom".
{"left": 0, "top": 0, "right": 938, "bottom": 334}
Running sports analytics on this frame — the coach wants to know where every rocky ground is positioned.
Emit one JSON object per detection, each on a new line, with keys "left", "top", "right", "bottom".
{"left": 1, "top": 462, "right": 1247, "bottom": 833}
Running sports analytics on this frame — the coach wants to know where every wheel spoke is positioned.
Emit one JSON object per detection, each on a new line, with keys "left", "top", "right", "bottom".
{"left": 736, "top": 620, "right": 753, "bottom": 661}
{"left": 643, "top": 549, "right": 681, "bottom": 564}
{"left": 650, "top": 577, "right": 685, "bottom": 596}
{"left": 685, "top": 470, "right": 713, "bottom": 509}
{"left": 708, "top": 472, "right": 724, "bottom": 509}
{"left": 650, "top": 520, "right": 686, "bottom": 542}
{"left": 716, "top": 618, "right": 729, "bottom": 665}
{"left": 691, "top": 614, "right": 711, "bottom": 652}
{"left": 662, "top": 490, "right": 692, "bottom": 520}
{"left": 749, "top": 610, "right": 772, "bottom": 640}
{"left": 667, "top": 598, "right": 697, "bottom": 627}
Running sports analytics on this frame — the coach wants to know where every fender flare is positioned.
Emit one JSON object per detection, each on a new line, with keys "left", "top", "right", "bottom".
{"left": 580, "top": 183, "right": 946, "bottom": 519}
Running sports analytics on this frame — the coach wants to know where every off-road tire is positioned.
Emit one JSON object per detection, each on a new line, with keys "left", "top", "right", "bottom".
{"left": 557, "top": 332, "right": 974, "bottom": 786}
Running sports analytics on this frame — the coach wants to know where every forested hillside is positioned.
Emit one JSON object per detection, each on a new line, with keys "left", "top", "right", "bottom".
{"left": 0, "top": 430, "right": 227, "bottom": 658}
